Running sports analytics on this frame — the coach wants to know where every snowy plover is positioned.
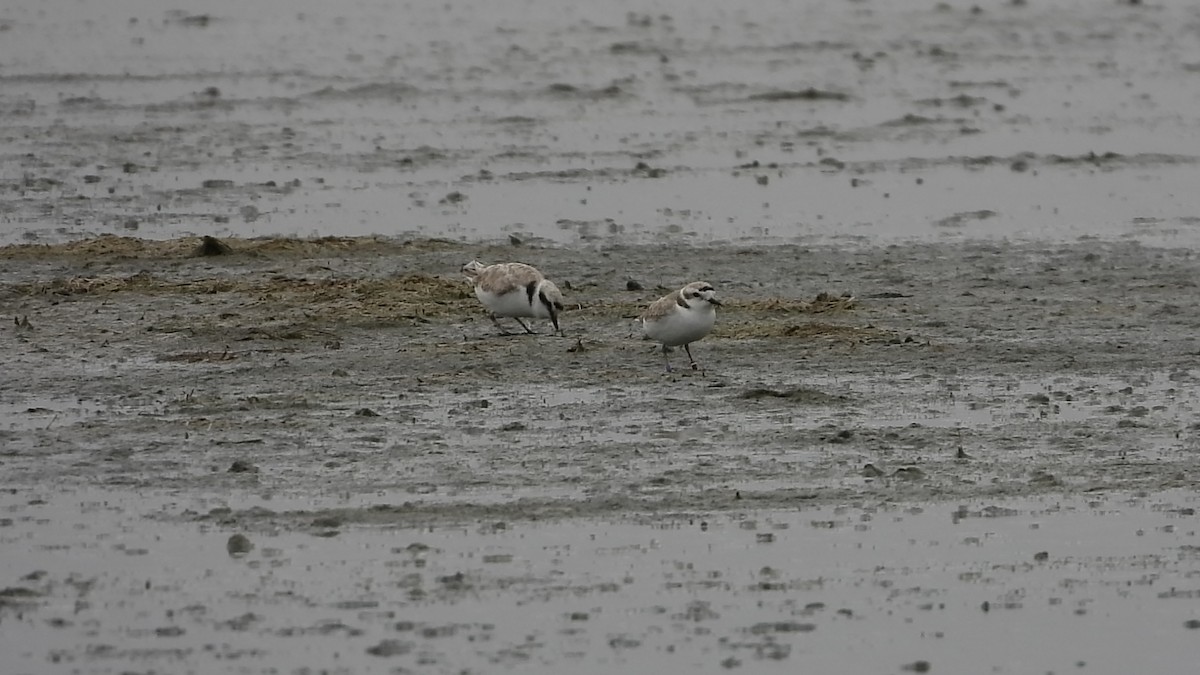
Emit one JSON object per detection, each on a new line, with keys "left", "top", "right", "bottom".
{"left": 461, "top": 260, "right": 565, "bottom": 336}
{"left": 639, "top": 281, "right": 722, "bottom": 372}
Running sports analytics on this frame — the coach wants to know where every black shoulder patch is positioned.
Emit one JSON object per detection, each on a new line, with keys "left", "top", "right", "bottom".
{"left": 676, "top": 294, "right": 689, "bottom": 309}
{"left": 526, "top": 281, "right": 538, "bottom": 305}
{"left": 539, "top": 291, "right": 559, "bottom": 315}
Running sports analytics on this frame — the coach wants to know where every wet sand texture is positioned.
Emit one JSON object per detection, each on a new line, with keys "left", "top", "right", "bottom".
{"left": 5, "top": 0, "right": 1200, "bottom": 673}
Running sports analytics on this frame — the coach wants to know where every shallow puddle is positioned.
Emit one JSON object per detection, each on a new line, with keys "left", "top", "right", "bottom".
{"left": 2, "top": 487, "right": 1198, "bottom": 673}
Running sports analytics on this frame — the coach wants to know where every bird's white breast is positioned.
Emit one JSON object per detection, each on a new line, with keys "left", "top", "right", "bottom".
{"left": 476, "top": 284, "right": 553, "bottom": 319}
{"left": 477, "top": 286, "right": 527, "bottom": 316}
{"left": 643, "top": 304, "right": 715, "bottom": 346}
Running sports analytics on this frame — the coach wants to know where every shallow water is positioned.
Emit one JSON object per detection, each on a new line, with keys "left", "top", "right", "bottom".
{"left": 2, "top": 487, "right": 1199, "bottom": 674}
{"left": 4, "top": 0, "right": 1200, "bottom": 246}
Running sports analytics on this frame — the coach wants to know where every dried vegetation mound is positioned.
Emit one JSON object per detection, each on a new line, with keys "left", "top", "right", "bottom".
{"left": 1, "top": 235, "right": 476, "bottom": 323}
{"left": 739, "top": 292, "right": 857, "bottom": 313}
{"left": 0, "top": 234, "right": 454, "bottom": 260}
{"left": 717, "top": 291, "right": 890, "bottom": 342}
{"left": 26, "top": 273, "right": 469, "bottom": 314}
{"left": 718, "top": 321, "right": 894, "bottom": 343}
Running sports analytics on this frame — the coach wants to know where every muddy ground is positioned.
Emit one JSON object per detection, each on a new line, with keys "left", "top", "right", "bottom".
{"left": 3, "top": 0, "right": 1200, "bottom": 673}
{"left": 3, "top": 234, "right": 1200, "bottom": 511}
{"left": 3, "top": 235, "right": 1200, "bottom": 673}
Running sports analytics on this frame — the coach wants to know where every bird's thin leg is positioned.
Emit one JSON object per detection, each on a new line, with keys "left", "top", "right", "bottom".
{"left": 489, "top": 313, "right": 513, "bottom": 336}
{"left": 513, "top": 317, "right": 535, "bottom": 334}
{"left": 660, "top": 346, "right": 674, "bottom": 372}
{"left": 684, "top": 343, "right": 705, "bottom": 375}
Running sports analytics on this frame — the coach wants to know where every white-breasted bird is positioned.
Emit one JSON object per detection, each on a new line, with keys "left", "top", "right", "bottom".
{"left": 461, "top": 260, "right": 565, "bottom": 336}
{"left": 639, "top": 281, "right": 722, "bottom": 372}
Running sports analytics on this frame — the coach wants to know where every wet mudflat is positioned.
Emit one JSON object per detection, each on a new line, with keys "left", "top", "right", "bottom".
{"left": 4, "top": 0, "right": 1200, "bottom": 672}
{"left": 3, "top": 487, "right": 1200, "bottom": 674}
{"left": 3, "top": 236, "right": 1200, "bottom": 674}
{"left": 3, "top": 0, "right": 1200, "bottom": 249}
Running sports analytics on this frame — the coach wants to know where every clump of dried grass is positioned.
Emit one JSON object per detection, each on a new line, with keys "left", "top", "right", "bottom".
{"left": 571, "top": 291, "right": 858, "bottom": 321}
{"left": 13, "top": 271, "right": 473, "bottom": 325}
{"left": 33, "top": 272, "right": 162, "bottom": 295}
{"left": 740, "top": 292, "right": 856, "bottom": 313}
{"left": 253, "top": 275, "right": 475, "bottom": 322}
{"left": 717, "top": 321, "right": 895, "bottom": 343}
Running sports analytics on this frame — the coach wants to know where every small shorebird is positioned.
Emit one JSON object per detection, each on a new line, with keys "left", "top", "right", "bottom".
{"left": 461, "top": 260, "right": 565, "bottom": 336}
{"left": 639, "top": 281, "right": 722, "bottom": 372}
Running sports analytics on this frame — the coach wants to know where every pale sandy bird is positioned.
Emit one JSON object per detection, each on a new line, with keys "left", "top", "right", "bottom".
{"left": 639, "top": 281, "right": 722, "bottom": 372}
{"left": 461, "top": 260, "right": 565, "bottom": 336}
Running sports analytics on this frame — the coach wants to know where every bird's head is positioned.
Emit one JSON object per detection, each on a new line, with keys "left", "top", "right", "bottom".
{"left": 682, "top": 281, "right": 721, "bottom": 307}
{"left": 461, "top": 260, "right": 486, "bottom": 279}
